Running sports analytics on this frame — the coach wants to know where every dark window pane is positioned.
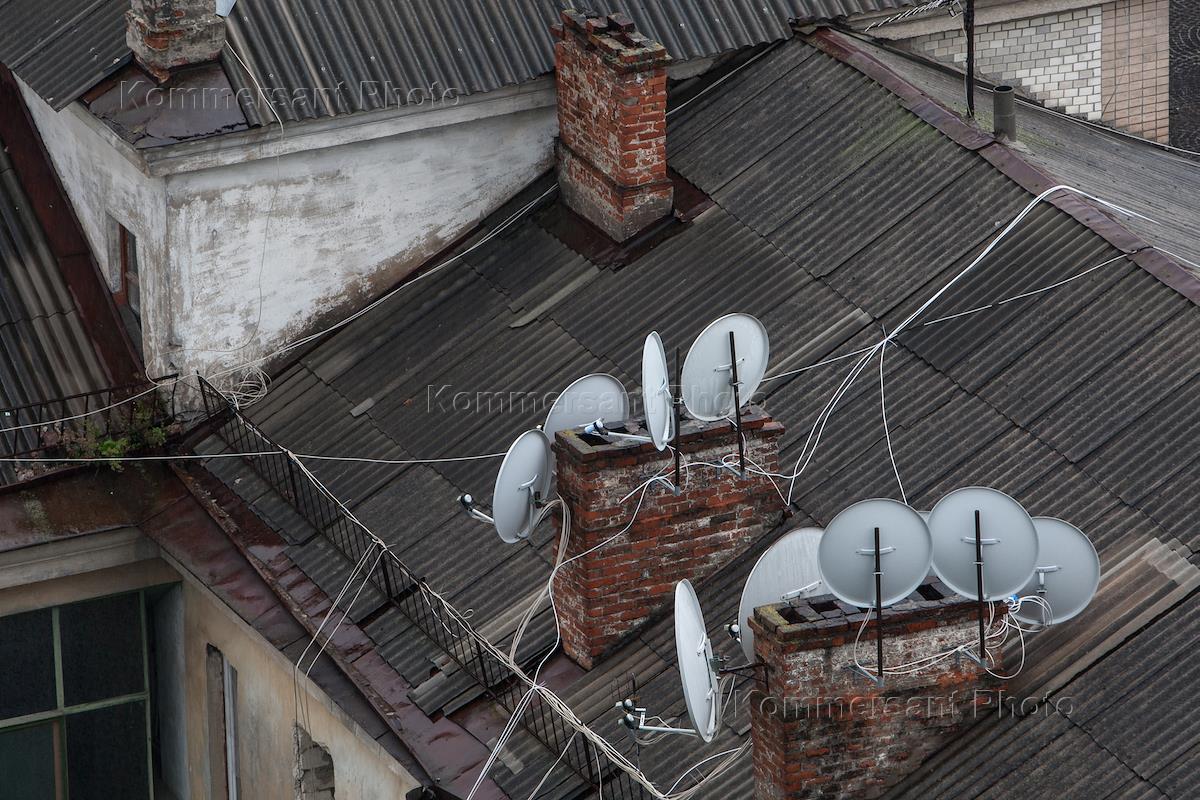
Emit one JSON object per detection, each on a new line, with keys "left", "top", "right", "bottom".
{"left": 0, "top": 722, "right": 57, "bottom": 799}
{"left": 0, "top": 608, "right": 56, "bottom": 718}
{"left": 66, "top": 701, "right": 148, "bottom": 800}
{"left": 60, "top": 594, "right": 144, "bottom": 706}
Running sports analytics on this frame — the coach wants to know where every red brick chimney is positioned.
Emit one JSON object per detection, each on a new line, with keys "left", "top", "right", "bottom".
{"left": 553, "top": 408, "right": 784, "bottom": 669}
{"left": 126, "top": 0, "right": 227, "bottom": 83}
{"left": 748, "top": 587, "right": 1005, "bottom": 799}
{"left": 551, "top": 11, "right": 674, "bottom": 242}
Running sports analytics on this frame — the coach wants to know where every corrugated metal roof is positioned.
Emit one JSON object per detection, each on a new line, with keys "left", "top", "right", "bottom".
{"left": 0, "top": 138, "right": 109, "bottom": 481}
{"left": 0, "top": 0, "right": 911, "bottom": 118}
{"left": 200, "top": 30, "right": 1200, "bottom": 800}
{"left": 0, "top": 0, "right": 129, "bottom": 110}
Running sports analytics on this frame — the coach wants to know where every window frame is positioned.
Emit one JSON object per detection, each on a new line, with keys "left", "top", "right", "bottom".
{"left": 0, "top": 590, "right": 154, "bottom": 799}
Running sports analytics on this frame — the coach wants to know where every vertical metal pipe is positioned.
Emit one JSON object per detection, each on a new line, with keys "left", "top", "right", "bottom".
{"left": 728, "top": 331, "right": 746, "bottom": 475}
{"left": 975, "top": 508, "right": 986, "bottom": 662}
{"left": 874, "top": 525, "right": 884, "bottom": 681}
{"left": 965, "top": 0, "right": 976, "bottom": 116}
{"left": 673, "top": 346, "right": 683, "bottom": 491}
{"left": 993, "top": 84, "right": 1017, "bottom": 140}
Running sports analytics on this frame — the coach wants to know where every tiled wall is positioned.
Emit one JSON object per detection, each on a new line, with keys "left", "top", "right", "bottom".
{"left": 1103, "top": 0, "right": 1170, "bottom": 142}
{"left": 898, "top": 1, "right": 1175, "bottom": 143}
{"left": 902, "top": 8, "right": 1104, "bottom": 118}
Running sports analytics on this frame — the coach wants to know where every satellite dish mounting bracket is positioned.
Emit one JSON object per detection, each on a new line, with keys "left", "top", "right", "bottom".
{"left": 847, "top": 525, "right": 888, "bottom": 687}
{"left": 457, "top": 494, "right": 494, "bottom": 525}
{"left": 727, "top": 330, "right": 747, "bottom": 476}
{"left": 615, "top": 701, "right": 699, "bottom": 738}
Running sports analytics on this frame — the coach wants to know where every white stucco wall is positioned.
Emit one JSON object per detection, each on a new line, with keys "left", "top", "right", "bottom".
{"left": 18, "top": 81, "right": 172, "bottom": 358}
{"left": 19, "top": 77, "right": 557, "bottom": 390}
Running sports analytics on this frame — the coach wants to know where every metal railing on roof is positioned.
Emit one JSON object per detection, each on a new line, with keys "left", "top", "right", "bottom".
{"left": 197, "top": 375, "right": 652, "bottom": 799}
{"left": 0, "top": 376, "right": 180, "bottom": 485}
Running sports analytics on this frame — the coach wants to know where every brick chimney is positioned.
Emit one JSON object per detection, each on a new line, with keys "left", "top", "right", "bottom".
{"left": 748, "top": 587, "right": 1005, "bottom": 799}
{"left": 551, "top": 11, "right": 674, "bottom": 242}
{"left": 553, "top": 408, "right": 784, "bottom": 669}
{"left": 127, "top": 0, "right": 227, "bottom": 83}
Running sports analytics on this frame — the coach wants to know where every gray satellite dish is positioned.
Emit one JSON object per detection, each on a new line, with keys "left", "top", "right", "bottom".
{"left": 675, "top": 579, "right": 719, "bottom": 742}
{"left": 681, "top": 313, "right": 769, "bottom": 422}
{"left": 737, "top": 527, "right": 823, "bottom": 661}
{"left": 1012, "top": 517, "right": 1100, "bottom": 626}
{"left": 544, "top": 373, "right": 629, "bottom": 442}
{"left": 927, "top": 486, "right": 1039, "bottom": 601}
{"left": 642, "top": 332, "right": 674, "bottom": 451}
{"left": 817, "top": 499, "right": 933, "bottom": 608}
{"left": 492, "top": 430, "right": 553, "bottom": 544}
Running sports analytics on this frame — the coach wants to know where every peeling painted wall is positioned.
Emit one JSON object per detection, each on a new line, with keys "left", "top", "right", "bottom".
{"left": 19, "top": 77, "right": 557, "bottom": 393}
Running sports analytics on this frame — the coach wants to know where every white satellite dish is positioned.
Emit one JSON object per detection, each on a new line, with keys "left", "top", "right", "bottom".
{"left": 681, "top": 313, "right": 769, "bottom": 422}
{"left": 817, "top": 499, "right": 932, "bottom": 684}
{"left": 543, "top": 373, "right": 629, "bottom": 442}
{"left": 1012, "top": 517, "right": 1100, "bottom": 626}
{"left": 491, "top": 430, "right": 553, "bottom": 543}
{"left": 674, "top": 579, "right": 719, "bottom": 742}
{"left": 817, "top": 499, "right": 933, "bottom": 608}
{"left": 927, "top": 486, "right": 1039, "bottom": 601}
{"left": 216, "top": 0, "right": 237, "bottom": 17}
{"left": 737, "top": 526, "right": 823, "bottom": 661}
{"left": 641, "top": 332, "right": 674, "bottom": 451}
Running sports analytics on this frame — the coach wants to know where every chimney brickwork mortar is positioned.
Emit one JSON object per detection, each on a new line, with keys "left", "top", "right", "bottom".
{"left": 553, "top": 407, "right": 784, "bottom": 669}
{"left": 749, "top": 590, "right": 1006, "bottom": 799}
{"left": 552, "top": 10, "right": 674, "bottom": 242}
{"left": 127, "top": 0, "right": 226, "bottom": 83}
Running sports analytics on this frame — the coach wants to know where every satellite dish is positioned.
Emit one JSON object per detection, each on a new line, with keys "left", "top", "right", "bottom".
{"left": 544, "top": 373, "right": 629, "bottom": 442}
{"left": 492, "top": 430, "right": 553, "bottom": 543}
{"left": 817, "top": 499, "right": 933, "bottom": 608}
{"left": 1012, "top": 517, "right": 1100, "bottom": 626}
{"left": 674, "top": 580, "right": 719, "bottom": 742}
{"left": 641, "top": 332, "right": 674, "bottom": 451}
{"left": 927, "top": 487, "right": 1039, "bottom": 601}
{"left": 738, "top": 527, "right": 823, "bottom": 661}
{"left": 681, "top": 314, "right": 769, "bottom": 421}
{"left": 216, "top": 0, "right": 237, "bottom": 16}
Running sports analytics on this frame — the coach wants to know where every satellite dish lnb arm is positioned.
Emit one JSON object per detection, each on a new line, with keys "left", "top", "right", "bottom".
{"left": 458, "top": 494, "right": 494, "bottom": 524}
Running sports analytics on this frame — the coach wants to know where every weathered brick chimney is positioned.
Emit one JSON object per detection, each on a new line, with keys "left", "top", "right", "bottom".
{"left": 127, "top": 0, "right": 227, "bottom": 83}
{"left": 551, "top": 11, "right": 674, "bottom": 242}
{"left": 553, "top": 408, "right": 784, "bottom": 669}
{"left": 749, "top": 587, "right": 1005, "bottom": 799}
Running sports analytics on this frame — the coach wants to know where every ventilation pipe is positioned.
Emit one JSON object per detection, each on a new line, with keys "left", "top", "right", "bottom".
{"left": 994, "top": 84, "right": 1018, "bottom": 142}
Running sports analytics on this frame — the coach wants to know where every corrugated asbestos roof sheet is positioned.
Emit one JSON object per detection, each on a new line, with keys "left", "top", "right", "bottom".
{"left": 0, "top": 0, "right": 130, "bottom": 110}
{"left": 0, "top": 0, "right": 910, "bottom": 117}
{"left": 200, "top": 30, "right": 1200, "bottom": 800}
{"left": 0, "top": 139, "right": 109, "bottom": 477}
{"left": 222, "top": 0, "right": 908, "bottom": 123}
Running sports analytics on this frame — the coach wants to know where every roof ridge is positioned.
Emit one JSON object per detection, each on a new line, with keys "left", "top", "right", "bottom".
{"left": 804, "top": 26, "right": 1200, "bottom": 306}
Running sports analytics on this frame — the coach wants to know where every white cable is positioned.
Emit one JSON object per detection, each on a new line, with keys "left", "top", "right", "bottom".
{"left": 667, "top": 746, "right": 748, "bottom": 794}
{"left": 523, "top": 731, "right": 577, "bottom": 800}
{"left": 878, "top": 343, "right": 907, "bottom": 504}
{"left": 782, "top": 184, "right": 1152, "bottom": 504}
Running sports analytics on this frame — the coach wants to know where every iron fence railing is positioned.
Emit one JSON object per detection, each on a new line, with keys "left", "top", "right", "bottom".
{"left": 197, "top": 376, "right": 650, "bottom": 799}
{"left": 0, "top": 376, "right": 180, "bottom": 483}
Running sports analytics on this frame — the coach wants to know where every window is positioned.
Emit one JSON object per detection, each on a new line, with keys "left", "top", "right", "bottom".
{"left": 109, "top": 218, "right": 143, "bottom": 357}
{"left": 205, "top": 646, "right": 240, "bottom": 800}
{"left": 0, "top": 592, "right": 152, "bottom": 799}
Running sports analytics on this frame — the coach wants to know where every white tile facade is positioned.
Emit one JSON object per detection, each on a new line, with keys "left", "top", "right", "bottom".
{"left": 902, "top": 7, "right": 1104, "bottom": 119}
